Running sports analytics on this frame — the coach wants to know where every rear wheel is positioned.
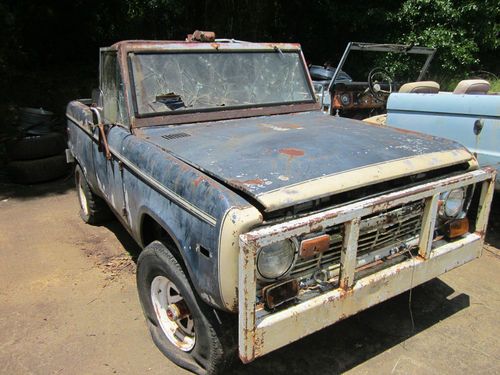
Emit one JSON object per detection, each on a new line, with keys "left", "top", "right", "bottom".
{"left": 137, "top": 241, "right": 236, "bottom": 374}
{"left": 74, "top": 164, "right": 112, "bottom": 224}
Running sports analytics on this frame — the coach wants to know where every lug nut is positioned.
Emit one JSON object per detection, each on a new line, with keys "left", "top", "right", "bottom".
{"left": 166, "top": 301, "right": 190, "bottom": 321}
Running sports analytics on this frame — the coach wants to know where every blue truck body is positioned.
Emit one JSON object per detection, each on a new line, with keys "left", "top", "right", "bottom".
{"left": 67, "top": 99, "right": 469, "bottom": 310}
{"left": 387, "top": 92, "right": 500, "bottom": 190}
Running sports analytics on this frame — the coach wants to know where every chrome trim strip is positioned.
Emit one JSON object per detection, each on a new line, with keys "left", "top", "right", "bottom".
{"left": 66, "top": 113, "right": 94, "bottom": 138}
{"left": 113, "top": 149, "right": 217, "bottom": 226}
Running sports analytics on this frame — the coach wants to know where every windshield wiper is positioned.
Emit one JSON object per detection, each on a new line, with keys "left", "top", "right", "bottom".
{"left": 273, "top": 45, "right": 284, "bottom": 57}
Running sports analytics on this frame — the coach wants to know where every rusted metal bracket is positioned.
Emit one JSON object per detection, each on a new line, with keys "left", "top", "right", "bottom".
{"left": 98, "top": 123, "right": 112, "bottom": 160}
{"left": 418, "top": 194, "right": 440, "bottom": 259}
{"left": 475, "top": 178, "right": 495, "bottom": 235}
{"left": 340, "top": 218, "right": 360, "bottom": 289}
{"left": 186, "top": 30, "right": 215, "bottom": 42}
{"left": 89, "top": 106, "right": 111, "bottom": 160}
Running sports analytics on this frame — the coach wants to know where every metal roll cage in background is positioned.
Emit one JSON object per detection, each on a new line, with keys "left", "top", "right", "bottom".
{"left": 327, "top": 42, "right": 436, "bottom": 92}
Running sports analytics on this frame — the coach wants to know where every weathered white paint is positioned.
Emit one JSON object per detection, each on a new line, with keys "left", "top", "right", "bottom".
{"left": 238, "top": 167, "right": 496, "bottom": 362}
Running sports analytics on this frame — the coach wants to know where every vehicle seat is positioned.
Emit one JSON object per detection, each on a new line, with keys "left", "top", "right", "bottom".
{"left": 453, "top": 79, "right": 490, "bottom": 94}
{"left": 363, "top": 114, "right": 387, "bottom": 126}
{"left": 398, "top": 81, "right": 440, "bottom": 93}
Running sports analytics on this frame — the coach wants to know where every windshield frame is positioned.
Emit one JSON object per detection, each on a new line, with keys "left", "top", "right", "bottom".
{"left": 128, "top": 49, "right": 316, "bottom": 118}
{"left": 113, "top": 42, "right": 319, "bottom": 127}
{"left": 327, "top": 42, "right": 436, "bottom": 91}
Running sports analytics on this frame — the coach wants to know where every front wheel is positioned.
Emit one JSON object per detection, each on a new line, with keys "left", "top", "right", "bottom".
{"left": 137, "top": 241, "right": 236, "bottom": 374}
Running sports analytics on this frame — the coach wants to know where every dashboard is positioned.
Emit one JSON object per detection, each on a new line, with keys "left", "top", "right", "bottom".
{"left": 330, "top": 81, "right": 400, "bottom": 119}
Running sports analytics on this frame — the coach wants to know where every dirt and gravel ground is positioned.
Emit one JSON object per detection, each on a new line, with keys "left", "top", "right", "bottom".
{"left": 1, "top": 177, "right": 499, "bottom": 375}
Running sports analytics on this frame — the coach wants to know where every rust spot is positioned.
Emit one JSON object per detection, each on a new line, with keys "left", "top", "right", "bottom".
{"left": 309, "top": 224, "right": 324, "bottom": 233}
{"left": 186, "top": 30, "right": 216, "bottom": 42}
{"left": 279, "top": 148, "right": 304, "bottom": 157}
{"left": 193, "top": 176, "right": 204, "bottom": 187}
{"left": 230, "top": 178, "right": 265, "bottom": 187}
{"left": 245, "top": 179, "right": 265, "bottom": 185}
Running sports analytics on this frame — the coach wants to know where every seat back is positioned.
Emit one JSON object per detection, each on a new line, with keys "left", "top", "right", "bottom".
{"left": 398, "top": 81, "right": 440, "bottom": 93}
{"left": 453, "top": 79, "right": 490, "bottom": 94}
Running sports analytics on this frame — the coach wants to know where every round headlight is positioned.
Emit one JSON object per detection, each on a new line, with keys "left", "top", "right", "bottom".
{"left": 441, "top": 188, "right": 466, "bottom": 218}
{"left": 257, "top": 239, "right": 296, "bottom": 280}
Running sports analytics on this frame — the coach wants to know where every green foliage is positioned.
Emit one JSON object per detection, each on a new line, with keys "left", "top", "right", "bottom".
{"left": 490, "top": 80, "right": 500, "bottom": 93}
{"left": 0, "top": 0, "right": 498, "bottom": 114}
{"left": 389, "top": 0, "right": 499, "bottom": 75}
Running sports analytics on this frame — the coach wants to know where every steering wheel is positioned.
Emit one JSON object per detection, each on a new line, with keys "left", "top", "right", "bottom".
{"left": 368, "top": 67, "right": 393, "bottom": 101}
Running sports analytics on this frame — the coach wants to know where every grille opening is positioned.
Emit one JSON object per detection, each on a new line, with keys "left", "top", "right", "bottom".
{"left": 265, "top": 162, "right": 470, "bottom": 222}
{"left": 161, "top": 132, "right": 191, "bottom": 140}
{"left": 288, "top": 201, "right": 424, "bottom": 281}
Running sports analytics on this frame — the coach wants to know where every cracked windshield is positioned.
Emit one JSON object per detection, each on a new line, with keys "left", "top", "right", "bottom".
{"left": 130, "top": 51, "right": 314, "bottom": 115}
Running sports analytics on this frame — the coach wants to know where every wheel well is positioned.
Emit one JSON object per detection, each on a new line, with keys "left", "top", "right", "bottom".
{"left": 140, "top": 213, "right": 223, "bottom": 311}
{"left": 140, "top": 214, "right": 193, "bottom": 276}
{"left": 141, "top": 214, "right": 178, "bottom": 251}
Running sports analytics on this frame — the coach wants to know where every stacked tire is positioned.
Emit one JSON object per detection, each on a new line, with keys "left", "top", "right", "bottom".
{"left": 6, "top": 108, "right": 69, "bottom": 184}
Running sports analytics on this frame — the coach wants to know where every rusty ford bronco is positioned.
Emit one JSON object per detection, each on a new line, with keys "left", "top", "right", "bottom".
{"left": 65, "top": 33, "right": 496, "bottom": 374}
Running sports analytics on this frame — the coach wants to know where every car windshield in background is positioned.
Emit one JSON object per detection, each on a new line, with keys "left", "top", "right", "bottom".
{"left": 130, "top": 51, "right": 314, "bottom": 116}
{"left": 335, "top": 51, "right": 432, "bottom": 84}
{"left": 325, "top": 44, "right": 436, "bottom": 89}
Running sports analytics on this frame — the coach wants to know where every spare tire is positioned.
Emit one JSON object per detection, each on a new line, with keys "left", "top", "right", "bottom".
{"left": 19, "top": 107, "right": 54, "bottom": 135}
{"left": 6, "top": 132, "right": 66, "bottom": 161}
{"left": 7, "top": 154, "right": 69, "bottom": 184}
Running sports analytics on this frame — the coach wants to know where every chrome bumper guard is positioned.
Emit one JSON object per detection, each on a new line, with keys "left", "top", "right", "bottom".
{"left": 238, "top": 167, "right": 496, "bottom": 362}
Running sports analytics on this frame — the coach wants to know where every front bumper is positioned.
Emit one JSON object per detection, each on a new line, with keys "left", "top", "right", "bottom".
{"left": 238, "top": 167, "right": 496, "bottom": 363}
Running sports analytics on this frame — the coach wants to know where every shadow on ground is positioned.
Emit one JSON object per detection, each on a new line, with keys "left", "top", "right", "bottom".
{"left": 95, "top": 206, "right": 477, "bottom": 375}
{"left": 231, "top": 279, "right": 469, "bottom": 374}
{"left": 0, "top": 172, "right": 75, "bottom": 200}
{"left": 101, "top": 219, "right": 142, "bottom": 261}
{"left": 485, "top": 196, "right": 500, "bottom": 248}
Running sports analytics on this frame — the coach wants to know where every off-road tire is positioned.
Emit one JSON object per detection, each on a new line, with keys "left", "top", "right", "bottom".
{"left": 6, "top": 132, "right": 66, "bottom": 161}
{"left": 74, "top": 164, "right": 112, "bottom": 225}
{"left": 137, "top": 241, "right": 237, "bottom": 375}
{"left": 7, "top": 154, "right": 69, "bottom": 184}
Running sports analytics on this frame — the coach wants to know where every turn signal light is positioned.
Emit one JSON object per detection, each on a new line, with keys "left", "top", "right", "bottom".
{"left": 262, "top": 279, "right": 299, "bottom": 310}
{"left": 446, "top": 217, "right": 469, "bottom": 239}
{"left": 299, "top": 234, "right": 330, "bottom": 258}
